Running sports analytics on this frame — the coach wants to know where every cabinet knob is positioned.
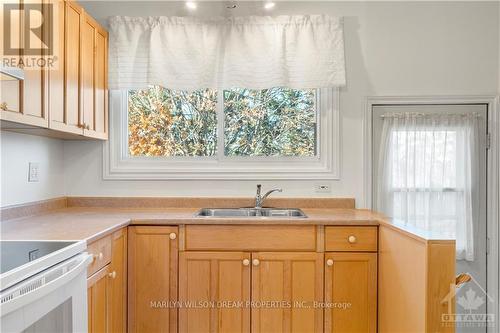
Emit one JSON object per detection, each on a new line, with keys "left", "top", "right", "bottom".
{"left": 242, "top": 259, "right": 250, "bottom": 266}
{"left": 169, "top": 232, "right": 177, "bottom": 240}
{"left": 252, "top": 259, "right": 260, "bottom": 266}
{"left": 348, "top": 235, "right": 357, "bottom": 244}
{"left": 326, "top": 259, "right": 334, "bottom": 266}
{"left": 108, "top": 271, "right": 117, "bottom": 279}
{"left": 0, "top": 102, "right": 8, "bottom": 111}
{"left": 86, "top": 124, "right": 90, "bottom": 130}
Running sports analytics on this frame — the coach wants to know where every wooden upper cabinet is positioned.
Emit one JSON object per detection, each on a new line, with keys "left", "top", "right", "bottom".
{"left": 47, "top": 0, "right": 68, "bottom": 132}
{"left": 1, "top": 0, "right": 47, "bottom": 127}
{"left": 81, "top": 13, "right": 108, "bottom": 139}
{"left": 109, "top": 228, "right": 127, "bottom": 333}
{"left": 324, "top": 252, "right": 377, "bottom": 333}
{"left": 251, "top": 252, "right": 324, "bottom": 333}
{"left": 128, "top": 226, "right": 178, "bottom": 333}
{"left": 90, "top": 24, "right": 108, "bottom": 139}
{"left": 179, "top": 251, "right": 251, "bottom": 333}
{"left": 62, "top": 0, "right": 84, "bottom": 134}
{"left": 3, "top": 0, "right": 108, "bottom": 139}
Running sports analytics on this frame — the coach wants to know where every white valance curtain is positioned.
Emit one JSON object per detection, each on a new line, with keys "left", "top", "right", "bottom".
{"left": 376, "top": 113, "right": 479, "bottom": 261}
{"left": 108, "top": 15, "right": 346, "bottom": 91}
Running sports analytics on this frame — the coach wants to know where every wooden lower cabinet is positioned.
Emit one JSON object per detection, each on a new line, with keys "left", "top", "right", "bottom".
{"left": 87, "top": 228, "right": 127, "bottom": 333}
{"left": 109, "top": 229, "right": 127, "bottom": 332}
{"left": 179, "top": 252, "right": 251, "bottom": 333}
{"left": 128, "top": 226, "right": 178, "bottom": 333}
{"left": 178, "top": 251, "right": 324, "bottom": 333}
{"left": 251, "top": 252, "right": 324, "bottom": 333}
{"left": 324, "top": 252, "right": 377, "bottom": 333}
{"left": 88, "top": 265, "right": 111, "bottom": 333}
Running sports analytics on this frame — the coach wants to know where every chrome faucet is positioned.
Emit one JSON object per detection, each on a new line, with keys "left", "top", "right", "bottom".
{"left": 255, "top": 184, "right": 283, "bottom": 209}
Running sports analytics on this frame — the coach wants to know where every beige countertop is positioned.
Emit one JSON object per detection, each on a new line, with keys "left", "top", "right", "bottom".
{"left": 0, "top": 205, "right": 454, "bottom": 244}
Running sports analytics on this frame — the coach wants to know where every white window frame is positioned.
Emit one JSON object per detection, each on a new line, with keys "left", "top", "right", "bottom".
{"left": 103, "top": 88, "right": 340, "bottom": 180}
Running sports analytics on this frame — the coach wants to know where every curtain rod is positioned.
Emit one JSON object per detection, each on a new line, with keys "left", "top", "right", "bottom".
{"left": 380, "top": 112, "right": 482, "bottom": 118}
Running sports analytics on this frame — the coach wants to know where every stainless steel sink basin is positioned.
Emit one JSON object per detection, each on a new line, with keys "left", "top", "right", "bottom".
{"left": 196, "top": 208, "right": 307, "bottom": 218}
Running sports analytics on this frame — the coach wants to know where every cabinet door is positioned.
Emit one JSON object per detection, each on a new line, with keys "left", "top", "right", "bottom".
{"left": 324, "top": 253, "right": 377, "bottom": 333}
{"left": 251, "top": 252, "right": 323, "bottom": 333}
{"left": 61, "top": 1, "right": 84, "bottom": 134}
{"left": 1, "top": 0, "right": 47, "bottom": 127}
{"left": 87, "top": 24, "right": 108, "bottom": 139}
{"left": 47, "top": 0, "right": 66, "bottom": 131}
{"left": 128, "top": 226, "right": 178, "bottom": 333}
{"left": 109, "top": 228, "right": 127, "bottom": 333}
{"left": 80, "top": 14, "right": 95, "bottom": 135}
{"left": 88, "top": 265, "right": 111, "bottom": 333}
{"left": 179, "top": 252, "right": 251, "bottom": 333}
{"left": 81, "top": 14, "right": 108, "bottom": 140}
{"left": 0, "top": 1, "right": 21, "bottom": 116}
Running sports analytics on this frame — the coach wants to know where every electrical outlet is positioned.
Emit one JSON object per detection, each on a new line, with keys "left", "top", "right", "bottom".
{"left": 314, "top": 184, "right": 331, "bottom": 193}
{"left": 28, "top": 162, "right": 39, "bottom": 182}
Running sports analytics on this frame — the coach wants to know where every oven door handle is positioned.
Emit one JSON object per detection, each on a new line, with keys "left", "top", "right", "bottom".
{"left": 0, "top": 253, "right": 92, "bottom": 317}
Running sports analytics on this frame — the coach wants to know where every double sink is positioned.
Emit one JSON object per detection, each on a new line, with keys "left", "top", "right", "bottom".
{"left": 195, "top": 185, "right": 307, "bottom": 218}
{"left": 196, "top": 208, "right": 307, "bottom": 218}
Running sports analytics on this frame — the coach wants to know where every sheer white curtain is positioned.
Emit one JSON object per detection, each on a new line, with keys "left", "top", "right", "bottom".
{"left": 108, "top": 15, "right": 345, "bottom": 91}
{"left": 376, "top": 113, "right": 479, "bottom": 261}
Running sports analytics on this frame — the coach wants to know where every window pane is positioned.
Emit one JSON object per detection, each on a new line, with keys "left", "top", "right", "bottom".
{"left": 390, "top": 130, "right": 457, "bottom": 189}
{"left": 223, "top": 87, "right": 317, "bottom": 157}
{"left": 128, "top": 86, "right": 217, "bottom": 157}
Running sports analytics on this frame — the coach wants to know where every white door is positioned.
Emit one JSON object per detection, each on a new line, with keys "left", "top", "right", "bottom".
{"left": 372, "top": 104, "right": 489, "bottom": 332}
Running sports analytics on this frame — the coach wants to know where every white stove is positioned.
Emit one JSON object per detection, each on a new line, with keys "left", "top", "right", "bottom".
{"left": 0, "top": 240, "right": 92, "bottom": 333}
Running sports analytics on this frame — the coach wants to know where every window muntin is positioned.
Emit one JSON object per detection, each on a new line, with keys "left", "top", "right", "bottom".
{"left": 127, "top": 86, "right": 318, "bottom": 159}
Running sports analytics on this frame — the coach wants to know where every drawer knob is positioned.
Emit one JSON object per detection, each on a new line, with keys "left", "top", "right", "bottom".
{"left": 0, "top": 102, "right": 8, "bottom": 111}
{"left": 108, "top": 271, "right": 117, "bottom": 279}
{"left": 94, "top": 252, "right": 103, "bottom": 261}
{"left": 242, "top": 259, "right": 250, "bottom": 266}
{"left": 326, "top": 259, "right": 334, "bottom": 266}
{"left": 169, "top": 232, "right": 177, "bottom": 240}
{"left": 348, "top": 235, "right": 357, "bottom": 244}
{"left": 252, "top": 259, "right": 260, "bottom": 266}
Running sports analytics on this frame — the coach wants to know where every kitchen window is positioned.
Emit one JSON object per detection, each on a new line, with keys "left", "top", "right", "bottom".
{"left": 104, "top": 87, "right": 340, "bottom": 180}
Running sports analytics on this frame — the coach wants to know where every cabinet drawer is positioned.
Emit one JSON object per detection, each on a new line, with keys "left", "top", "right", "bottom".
{"left": 185, "top": 225, "right": 316, "bottom": 251}
{"left": 87, "top": 234, "right": 112, "bottom": 276}
{"left": 325, "top": 227, "right": 377, "bottom": 252}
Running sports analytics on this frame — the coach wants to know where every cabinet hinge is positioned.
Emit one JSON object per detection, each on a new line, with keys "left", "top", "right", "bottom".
{"left": 486, "top": 237, "right": 490, "bottom": 255}
{"left": 486, "top": 133, "right": 491, "bottom": 150}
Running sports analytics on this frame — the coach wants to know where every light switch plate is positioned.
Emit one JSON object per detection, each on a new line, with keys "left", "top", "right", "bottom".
{"left": 28, "top": 162, "right": 39, "bottom": 182}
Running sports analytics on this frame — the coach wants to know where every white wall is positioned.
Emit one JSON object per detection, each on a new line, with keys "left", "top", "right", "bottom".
{"left": 1, "top": 131, "right": 65, "bottom": 206}
{"left": 2, "top": 2, "right": 498, "bottom": 207}
{"left": 59, "top": 1, "right": 500, "bottom": 208}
